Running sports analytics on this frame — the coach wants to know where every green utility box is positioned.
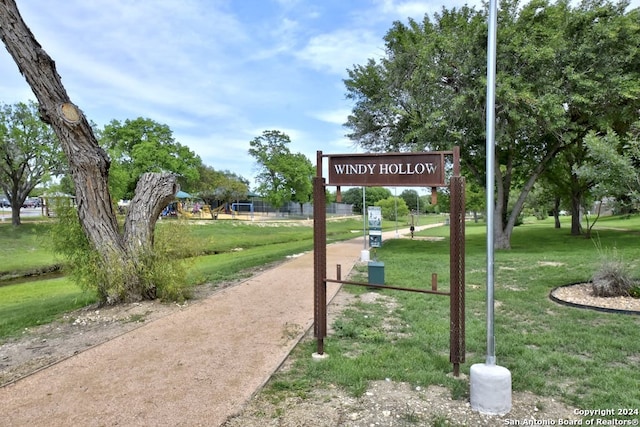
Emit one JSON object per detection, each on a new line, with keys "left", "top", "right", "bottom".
{"left": 368, "top": 261, "right": 385, "bottom": 285}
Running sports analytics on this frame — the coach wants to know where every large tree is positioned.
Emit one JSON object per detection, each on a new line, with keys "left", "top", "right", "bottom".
{"left": 99, "top": 117, "right": 201, "bottom": 201}
{"left": 375, "top": 196, "right": 410, "bottom": 221}
{"left": 248, "top": 130, "right": 314, "bottom": 213}
{"left": 0, "top": 101, "right": 64, "bottom": 225}
{"left": 0, "top": 0, "right": 179, "bottom": 303}
{"left": 341, "top": 187, "right": 392, "bottom": 214}
{"left": 344, "top": 0, "right": 640, "bottom": 248}
{"left": 550, "top": 0, "right": 640, "bottom": 235}
{"left": 574, "top": 129, "right": 640, "bottom": 236}
{"left": 196, "top": 167, "right": 249, "bottom": 208}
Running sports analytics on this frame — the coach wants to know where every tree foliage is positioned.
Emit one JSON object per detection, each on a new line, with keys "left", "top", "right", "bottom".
{"left": 0, "top": 101, "right": 64, "bottom": 225}
{"left": 248, "top": 130, "right": 314, "bottom": 211}
{"left": 99, "top": 118, "right": 201, "bottom": 201}
{"left": 465, "top": 182, "right": 486, "bottom": 221}
{"left": 541, "top": 0, "right": 640, "bottom": 235}
{"left": 399, "top": 189, "right": 419, "bottom": 212}
{"left": 50, "top": 199, "right": 193, "bottom": 302}
{"left": 194, "top": 165, "right": 249, "bottom": 207}
{"left": 343, "top": 0, "right": 640, "bottom": 247}
{"left": 375, "top": 196, "right": 410, "bottom": 221}
{"left": 573, "top": 129, "right": 640, "bottom": 235}
{"left": 340, "top": 187, "right": 392, "bottom": 214}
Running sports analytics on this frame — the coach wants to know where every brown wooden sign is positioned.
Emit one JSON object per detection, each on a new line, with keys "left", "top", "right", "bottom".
{"left": 327, "top": 152, "right": 446, "bottom": 187}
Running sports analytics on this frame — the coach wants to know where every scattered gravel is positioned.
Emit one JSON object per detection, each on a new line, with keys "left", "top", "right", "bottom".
{"left": 223, "top": 378, "right": 584, "bottom": 426}
{"left": 551, "top": 282, "right": 640, "bottom": 312}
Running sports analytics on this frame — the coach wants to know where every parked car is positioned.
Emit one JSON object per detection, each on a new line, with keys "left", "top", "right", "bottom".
{"left": 22, "top": 198, "right": 41, "bottom": 208}
{"left": 0, "top": 198, "right": 10, "bottom": 208}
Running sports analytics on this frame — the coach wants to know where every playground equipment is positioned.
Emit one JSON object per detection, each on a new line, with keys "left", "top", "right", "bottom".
{"left": 211, "top": 205, "right": 225, "bottom": 219}
{"left": 172, "top": 201, "right": 256, "bottom": 220}
{"left": 200, "top": 205, "right": 213, "bottom": 219}
{"left": 230, "top": 202, "right": 254, "bottom": 219}
{"left": 176, "top": 202, "right": 192, "bottom": 218}
{"left": 176, "top": 202, "right": 221, "bottom": 219}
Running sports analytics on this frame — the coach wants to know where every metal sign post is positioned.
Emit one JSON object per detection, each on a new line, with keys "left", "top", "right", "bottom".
{"left": 313, "top": 148, "right": 465, "bottom": 376}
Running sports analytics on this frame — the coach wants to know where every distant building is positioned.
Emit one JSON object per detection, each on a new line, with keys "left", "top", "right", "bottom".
{"left": 41, "top": 192, "right": 76, "bottom": 217}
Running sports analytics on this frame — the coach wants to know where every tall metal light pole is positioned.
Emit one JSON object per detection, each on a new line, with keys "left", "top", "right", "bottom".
{"left": 470, "top": 0, "right": 512, "bottom": 415}
{"left": 485, "top": 0, "right": 498, "bottom": 368}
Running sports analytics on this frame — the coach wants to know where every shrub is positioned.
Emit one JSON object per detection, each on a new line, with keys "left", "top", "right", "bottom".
{"left": 590, "top": 245, "right": 633, "bottom": 297}
{"left": 48, "top": 199, "right": 108, "bottom": 297}
{"left": 375, "top": 196, "right": 409, "bottom": 221}
{"left": 49, "top": 201, "right": 193, "bottom": 304}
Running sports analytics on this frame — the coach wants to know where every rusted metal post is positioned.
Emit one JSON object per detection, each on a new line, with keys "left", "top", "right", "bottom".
{"left": 449, "top": 174, "right": 466, "bottom": 377}
{"left": 453, "top": 145, "right": 461, "bottom": 176}
{"left": 431, "top": 273, "right": 437, "bottom": 291}
{"left": 313, "top": 151, "right": 327, "bottom": 355}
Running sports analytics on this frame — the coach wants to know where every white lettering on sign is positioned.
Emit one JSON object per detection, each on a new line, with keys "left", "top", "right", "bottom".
{"left": 332, "top": 163, "right": 377, "bottom": 175}
{"left": 332, "top": 162, "right": 438, "bottom": 175}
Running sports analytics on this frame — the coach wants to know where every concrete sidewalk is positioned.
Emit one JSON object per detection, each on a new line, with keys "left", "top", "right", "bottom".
{"left": 0, "top": 225, "right": 428, "bottom": 426}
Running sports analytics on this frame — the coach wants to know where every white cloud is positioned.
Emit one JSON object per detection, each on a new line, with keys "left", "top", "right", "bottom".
{"left": 376, "top": 0, "right": 439, "bottom": 17}
{"left": 311, "top": 109, "right": 351, "bottom": 126}
{"left": 296, "top": 30, "right": 384, "bottom": 75}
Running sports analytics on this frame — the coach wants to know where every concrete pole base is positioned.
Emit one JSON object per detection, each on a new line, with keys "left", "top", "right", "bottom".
{"left": 311, "top": 352, "right": 329, "bottom": 361}
{"left": 470, "top": 363, "right": 512, "bottom": 415}
{"left": 360, "top": 250, "right": 370, "bottom": 262}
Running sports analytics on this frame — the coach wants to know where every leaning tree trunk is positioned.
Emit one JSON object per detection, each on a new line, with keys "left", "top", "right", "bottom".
{"left": 0, "top": 0, "right": 178, "bottom": 303}
{"left": 124, "top": 172, "right": 178, "bottom": 255}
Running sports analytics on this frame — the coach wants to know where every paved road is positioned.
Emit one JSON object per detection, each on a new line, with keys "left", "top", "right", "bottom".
{"left": 0, "top": 207, "right": 43, "bottom": 220}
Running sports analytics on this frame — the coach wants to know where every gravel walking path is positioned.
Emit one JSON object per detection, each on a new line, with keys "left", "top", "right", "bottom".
{"left": 0, "top": 236, "right": 370, "bottom": 426}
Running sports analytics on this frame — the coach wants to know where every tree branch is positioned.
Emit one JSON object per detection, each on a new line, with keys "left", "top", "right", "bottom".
{"left": 123, "top": 173, "right": 178, "bottom": 254}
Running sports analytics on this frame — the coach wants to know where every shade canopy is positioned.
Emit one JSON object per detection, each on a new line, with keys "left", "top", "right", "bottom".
{"left": 175, "top": 191, "right": 192, "bottom": 199}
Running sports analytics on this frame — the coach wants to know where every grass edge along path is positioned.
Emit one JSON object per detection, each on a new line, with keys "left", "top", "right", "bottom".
{"left": 0, "top": 216, "right": 411, "bottom": 342}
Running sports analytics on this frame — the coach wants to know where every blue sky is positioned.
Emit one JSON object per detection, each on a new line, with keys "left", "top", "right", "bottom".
{"left": 1, "top": 0, "right": 638, "bottom": 191}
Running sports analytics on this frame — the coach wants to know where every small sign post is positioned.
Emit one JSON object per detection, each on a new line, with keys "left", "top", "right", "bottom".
{"left": 367, "top": 206, "right": 382, "bottom": 248}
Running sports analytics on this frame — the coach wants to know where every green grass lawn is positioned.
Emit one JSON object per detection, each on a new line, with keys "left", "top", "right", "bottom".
{"left": 265, "top": 215, "right": 640, "bottom": 417}
{"left": 0, "top": 222, "right": 58, "bottom": 274}
{"left": 0, "top": 277, "right": 97, "bottom": 338}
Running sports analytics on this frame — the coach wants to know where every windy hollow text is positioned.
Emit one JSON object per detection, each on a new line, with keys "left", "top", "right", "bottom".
{"left": 332, "top": 162, "right": 438, "bottom": 176}
{"left": 327, "top": 153, "right": 446, "bottom": 187}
